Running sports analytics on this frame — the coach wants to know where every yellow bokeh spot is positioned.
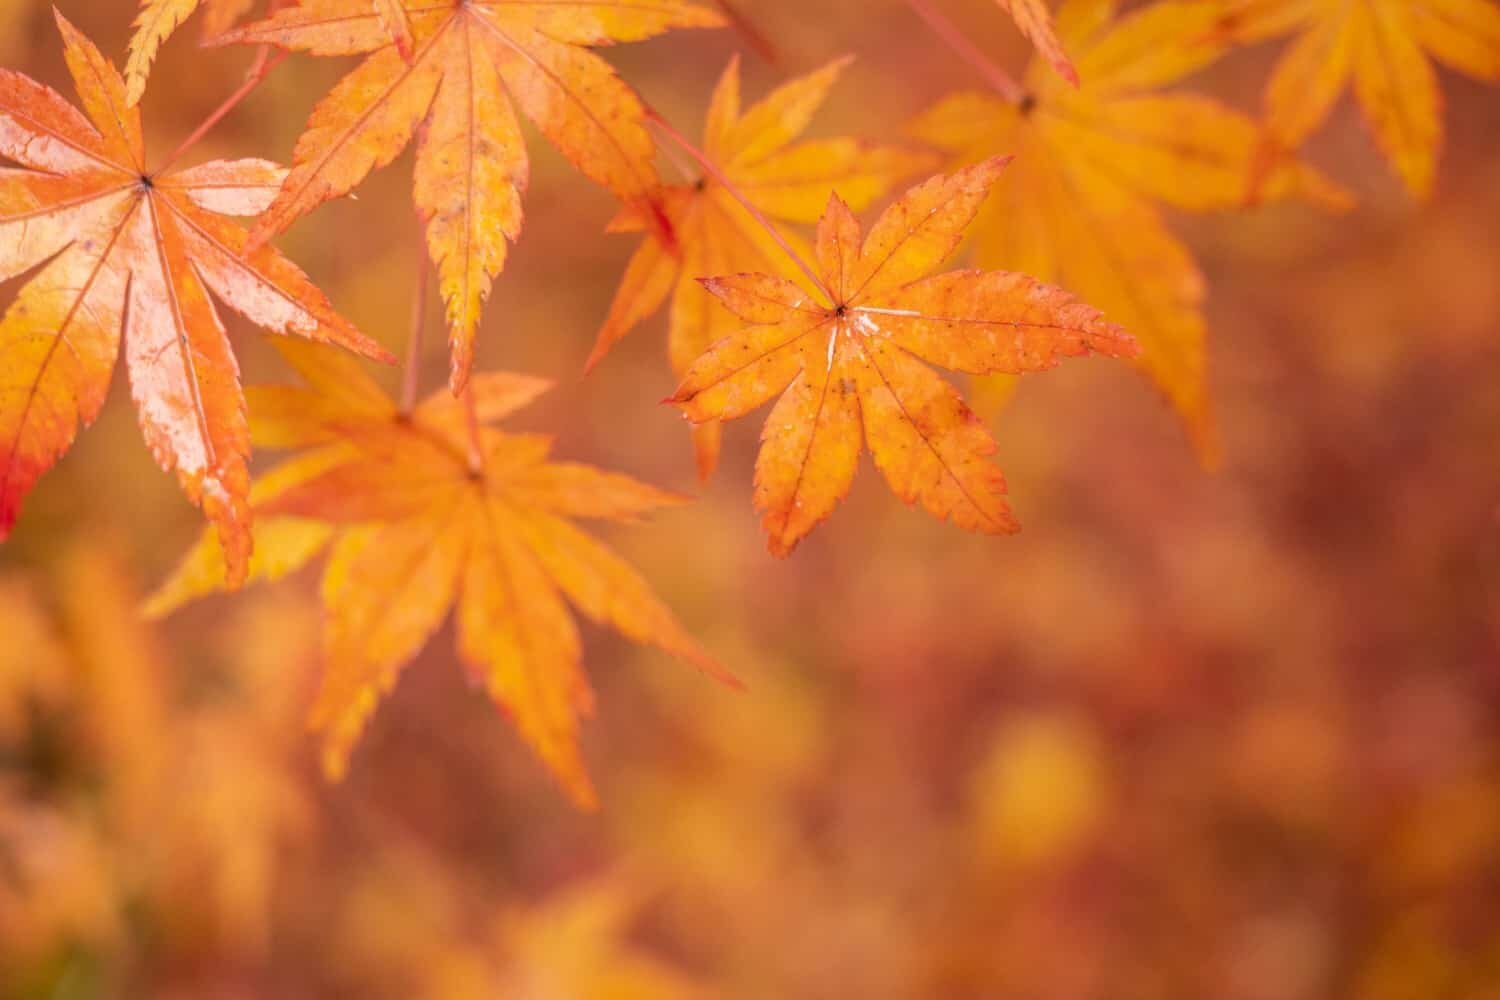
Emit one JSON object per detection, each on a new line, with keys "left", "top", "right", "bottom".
{"left": 969, "top": 711, "right": 1108, "bottom": 870}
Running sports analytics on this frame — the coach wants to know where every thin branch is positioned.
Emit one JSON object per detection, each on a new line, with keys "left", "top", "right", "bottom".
{"left": 157, "top": 50, "right": 288, "bottom": 172}
{"left": 905, "top": 0, "right": 1027, "bottom": 105}
{"left": 712, "top": 0, "right": 780, "bottom": 65}
{"left": 645, "top": 109, "right": 835, "bottom": 306}
{"left": 400, "top": 256, "right": 430, "bottom": 414}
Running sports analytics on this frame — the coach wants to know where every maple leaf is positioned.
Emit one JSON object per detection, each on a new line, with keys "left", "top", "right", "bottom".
{"left": 125, "top": 0, "right": 259, "bottom": 105}
{"left": 373, "top": 0, "right": 418, "bottom": 63}
{"left": 590, "top": 55, "right": 936, "bottom": 479}
{"left": 0, "top": 13, "right": 389, "bottom": 585}
{"left": 669, "top": 158, "right": 1137, "bottom": 557}
{"left": 215, "top": 0, "right": 726, "bottom": 392}
{"left": 147, "top": 342, "right": 737, "bottom": 808}
{"left": 1215, "top": 0, "right": 1500, "bottom": 198}
{"left": 907, "top": 0, "right": 1349, "bottom": 460}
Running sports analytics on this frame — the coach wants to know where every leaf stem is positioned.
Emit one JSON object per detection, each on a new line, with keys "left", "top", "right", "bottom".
{"left": 462, "top": 386, "right": 483, "bottom": 475}
{"left": 644, "top": 109, "right": 835, "bottom": 306}
{"left": 157, "top": 49, "right": 288, "bottom": 173}
{"left": 656, "top": 137, "right": 699, "bottom": 186}
{"left": 905, "top": 0, "right": 1027, "bottom": 105}
{"left": 712, "top": 0, "right": 780, "bottom": 65}
{"left": 400, "top": 256, "right": 429, "bottom": 415}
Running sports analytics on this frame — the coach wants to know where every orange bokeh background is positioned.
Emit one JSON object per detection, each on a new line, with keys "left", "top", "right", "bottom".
{"left": 3, "top": 1, "right": 1499, "bottom": 996}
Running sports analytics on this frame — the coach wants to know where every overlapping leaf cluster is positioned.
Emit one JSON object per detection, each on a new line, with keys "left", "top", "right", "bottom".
{"left": 0, "top": 0, "right": 1497, "bottom": 803}
{"left": 217, "top": 0, "right": 726, "bottom": 389}
{"left": 590, "top": 54, "right": 936, "bottom": 477}
{"left": 910, "top": 0, "right": 1350, "bottom": 458}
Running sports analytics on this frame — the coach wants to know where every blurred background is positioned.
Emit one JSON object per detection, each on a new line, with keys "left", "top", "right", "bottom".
{"left": 2, "top": 0, "right": 1499, "bottom": 996}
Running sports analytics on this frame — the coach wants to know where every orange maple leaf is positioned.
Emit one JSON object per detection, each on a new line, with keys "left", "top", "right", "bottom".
{"left": 147, "top": 342, "right": 737, "bottom": 808}
{"left": 0, "top": 13, "right": 389, "bottom": 585}
{"left": 1216, "top": 0, "right": 1500, "bottom": 197}
{"left": 216, "top": 0, "right": 726, "bottom": 391}
{"left": 908, "top": 0, "right": 1348, "bottom": 461}
{"left": 669, "top": 159, "right": 1137, "bottom": 557}
{"left": 125, "top": 0, "right": 259, "bottom": 105}
{"left": 590, "top": 55, "right": 935, "bottom": 479}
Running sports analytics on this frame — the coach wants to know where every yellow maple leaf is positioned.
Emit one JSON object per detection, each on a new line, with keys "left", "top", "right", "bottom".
{"left": 908, "top": 0, "right": 1349, "bottom": 460}
{"left": 1217, "top": 0, "right": 1500, "bottom": 198}
{"left": 125, "top": 0, "right": 258, "bottom": 105}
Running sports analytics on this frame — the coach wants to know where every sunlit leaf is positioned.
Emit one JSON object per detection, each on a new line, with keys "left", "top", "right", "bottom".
{"left": 0, "top": 14, "right": 389, "bottom": 585}
{"left": 671, "top": 160, "right": 1136, "bottom": 555}
{"left": 592, "top": 55, "right": 935, "bottom": 478}
{"left": 217, "top": 0, "right": 727, "bottom": 390}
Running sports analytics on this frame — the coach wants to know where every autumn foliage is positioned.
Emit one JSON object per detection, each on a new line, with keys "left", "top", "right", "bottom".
{"left": 146, "top": 339, "right": 737, "bottom": 806}
{"left": 0, "top": 15, "right": 388, "bottom": 581}
{"left": 2, "top": 0, "right": 1499, "bottom": 994}
{"left": 670, "top": 158, "right": 1136, "bottom": 554}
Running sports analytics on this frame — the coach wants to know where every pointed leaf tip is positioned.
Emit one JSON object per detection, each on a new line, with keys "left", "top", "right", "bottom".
{"left": 974, "top": 154, "right": 1016, "bottom": 178}
{"left": 822, "top": 188, "right": 853, "bottom": 212}
{"left": 825, "top": 53, "right": 857, "bottom": 74}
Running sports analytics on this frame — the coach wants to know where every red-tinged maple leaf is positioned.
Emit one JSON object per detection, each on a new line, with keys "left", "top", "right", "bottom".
{"left": 125, "top": 0, "right": 260, "bottom": 105}
{"left": 0, "top": 14, "right": 389, "bottom": 585}
{"left": 907, "top": 0, "right": 1349, "bottom": 461}
{"left": 669, "top": 159, "right": 1137, "bottom": 557}
{"left": 1214, "top": 0, "right": 1500, "bottom": 198}
{"left": 590, "top": 55, "right": 936, "bottom": 479}
{"left": 214, "top": 0, "right": 727, "bottom": 392}
{"left": 147, "top": 341, "right": 737, "bottom": 808}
